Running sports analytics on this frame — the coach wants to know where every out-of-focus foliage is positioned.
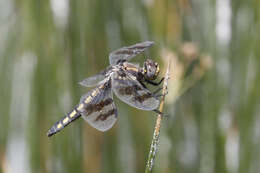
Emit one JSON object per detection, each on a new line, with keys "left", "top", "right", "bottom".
{"left": 0, "top": 0, "right": 260, "bottom": 173}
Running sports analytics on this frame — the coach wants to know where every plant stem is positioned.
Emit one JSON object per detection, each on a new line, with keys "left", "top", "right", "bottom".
{"left": 145, "top": 60, "right": 171, "bottom": 173}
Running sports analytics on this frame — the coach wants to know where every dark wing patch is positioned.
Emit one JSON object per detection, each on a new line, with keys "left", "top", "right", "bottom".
{"left": 112, "top": 70, "right": 159, "bottom": 110}
{"left": 79, "top": 80, "right": 118, "bottom": 131}
{"left": 109, "top": 41, "right": 154, "bottom": 65}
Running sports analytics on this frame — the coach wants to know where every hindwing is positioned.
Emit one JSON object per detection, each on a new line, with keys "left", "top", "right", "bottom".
{"left": 78, "top": 79, "right": 118, "bottom": 131}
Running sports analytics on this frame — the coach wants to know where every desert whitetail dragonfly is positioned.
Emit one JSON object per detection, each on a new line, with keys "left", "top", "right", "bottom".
{"left": 47, "top": 41, "right": 164, "bottom": 137}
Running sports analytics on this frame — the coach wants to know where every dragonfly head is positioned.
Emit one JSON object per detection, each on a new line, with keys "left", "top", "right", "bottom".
{"left": 143, "top": 59, "right": 160, "bottom": 80}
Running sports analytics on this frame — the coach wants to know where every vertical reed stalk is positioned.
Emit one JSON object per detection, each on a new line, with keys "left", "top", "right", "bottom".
{"left": 145, "top": 60, "right": 171, "bottom": 173}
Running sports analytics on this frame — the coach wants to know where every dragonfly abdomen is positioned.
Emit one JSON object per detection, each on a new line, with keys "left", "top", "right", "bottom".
{"left": 47, "top": 108, "right": 81, "bottom": 137}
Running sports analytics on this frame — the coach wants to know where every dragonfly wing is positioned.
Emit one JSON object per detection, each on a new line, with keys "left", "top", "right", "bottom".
{"left": 109, "top": 41, "right": 154, "bottom": 65}
{"left": 78, "top": 79, "right": 118, "bottom": 131}
{"left": 112, "top": 70, "right": 159, "bottom": 111}
{"left": 79, "top": 71, "right": 106, "bottom": 87}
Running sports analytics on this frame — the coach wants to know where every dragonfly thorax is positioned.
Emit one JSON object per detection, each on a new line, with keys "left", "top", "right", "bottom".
{"left": 143, "top": 59, "right": 160, "bottom": 80}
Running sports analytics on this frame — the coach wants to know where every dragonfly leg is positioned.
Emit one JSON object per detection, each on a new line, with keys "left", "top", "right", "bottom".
{"left": 139, "top": 81, "right": 148, "bottom": 89}
{"left": 145, "top": 77, "right": 164, "bottom": 86}
{"left": 153, "top": 109, "right": 169, "bottom": 118}
{"left": 154, "top": 90, "right": 168, "bottom": 99}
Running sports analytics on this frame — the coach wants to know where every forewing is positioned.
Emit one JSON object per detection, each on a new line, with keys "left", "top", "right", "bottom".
{"left": 109, "top": 41, "right": 154, "bottom": 65}
{"left": 79, "top": 73, "right": 106, "bottom": 87}
{"left": 112, "top": 70, "right": 159, "bottom": 110}
{"left": 78, "top": 80, "right": 118, "bottom": 131}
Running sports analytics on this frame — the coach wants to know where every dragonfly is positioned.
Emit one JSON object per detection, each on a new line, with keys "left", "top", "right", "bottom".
{"left": 47, "top": 41, "right": 164, "bottom": 137}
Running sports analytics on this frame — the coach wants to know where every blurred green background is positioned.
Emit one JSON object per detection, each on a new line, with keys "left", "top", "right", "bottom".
{"left": 1, "top": 0, "right": 260, "bottom": 173}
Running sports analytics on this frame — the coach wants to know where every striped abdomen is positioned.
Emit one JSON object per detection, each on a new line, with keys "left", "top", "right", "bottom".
{"left": 47, "top": 107, "right": 81, "bottom": 137}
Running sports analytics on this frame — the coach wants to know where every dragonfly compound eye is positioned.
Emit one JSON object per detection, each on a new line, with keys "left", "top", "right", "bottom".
{"left": 144, "top": 59, "right": 159, "bottom": 80}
